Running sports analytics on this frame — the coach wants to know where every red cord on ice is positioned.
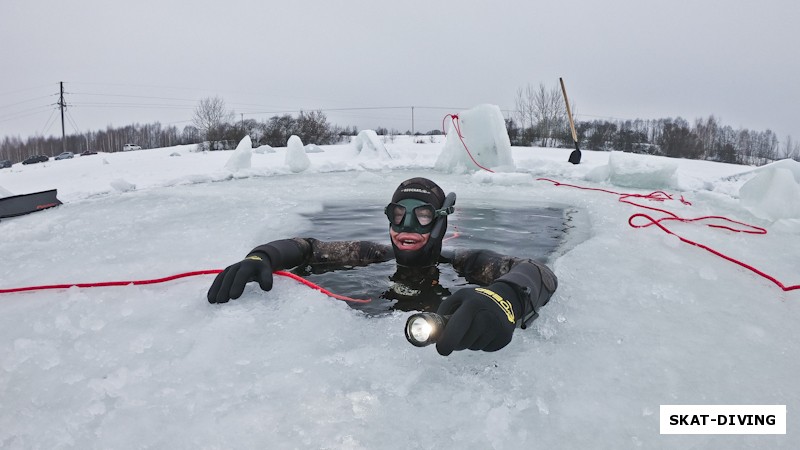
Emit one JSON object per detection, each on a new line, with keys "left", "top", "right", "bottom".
{"left": 537, "top": 178, "right": 800, "bottom": 292}
{"left": 443, "top": 114, "right": 495, "bottom": 173}
{"left": 0, "top": 269, "right": 372, "bottom": 302}
{"left": 442, "top": 225, "right": 461, "bottom": 242}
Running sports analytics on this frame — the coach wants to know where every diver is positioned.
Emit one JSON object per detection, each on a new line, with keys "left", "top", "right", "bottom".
{"left": 207, "top": 177, "right": 558, "bottom": 356}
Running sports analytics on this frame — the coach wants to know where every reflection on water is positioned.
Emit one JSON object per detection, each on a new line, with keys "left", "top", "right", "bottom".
{"left": 298, "top": 203, "right": 569, "bottom": 314}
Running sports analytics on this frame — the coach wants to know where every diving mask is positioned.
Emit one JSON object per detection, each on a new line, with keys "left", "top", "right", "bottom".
{"left": 385, "top": 198, "right": 453, "bottom": 234}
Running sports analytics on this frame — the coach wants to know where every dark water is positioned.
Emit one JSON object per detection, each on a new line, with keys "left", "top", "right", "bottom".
{"left": 297, "top": 203, "right": 568, "bottom": 314}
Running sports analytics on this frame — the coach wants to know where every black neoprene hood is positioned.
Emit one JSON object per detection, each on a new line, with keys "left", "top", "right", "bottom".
{"left": 391, "top": 178, "right": 446, "bottom": 209}
{"left": 389, "top": 178, "right": 449, "bottom": 268}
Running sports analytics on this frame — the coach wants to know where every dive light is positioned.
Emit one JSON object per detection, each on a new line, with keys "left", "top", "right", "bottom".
{"left": 404, "top": 312, "right": 450, "bottom": 347}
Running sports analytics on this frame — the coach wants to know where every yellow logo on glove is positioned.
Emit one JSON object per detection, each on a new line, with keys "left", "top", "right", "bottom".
{"left": 475, "top": 288, "right": 515, "bottom": 323}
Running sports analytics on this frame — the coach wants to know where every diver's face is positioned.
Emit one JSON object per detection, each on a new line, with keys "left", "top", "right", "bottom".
{"left": 389, "top": 228, "right": 430, "bottom": 252}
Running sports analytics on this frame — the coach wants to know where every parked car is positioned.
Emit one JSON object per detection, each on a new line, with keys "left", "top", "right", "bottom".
{"left": 22, "top": 155, "right": 49, "bottom": 165}
{"left": 0, "top": 159, "right": 12, "bottom": 169}
{"left": 123, "top": 143, "right": 142, "bottom": 151}
{"left": 55, "top": 151, "right": 74, "bottom": 160}
{"left": 80, "top": 150, "right": 98, "bottom": 156}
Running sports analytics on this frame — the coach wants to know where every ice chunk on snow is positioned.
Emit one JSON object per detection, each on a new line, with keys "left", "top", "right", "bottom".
{"left": 253, "top": 144, "right": 275, "bottom": 154}
{"left": 739, "top": 166, "right": 800, "bottom": 220}
{"left": 435, "top": 104, "right": 514, "bottom": 173}
{"left": 752, "top": 158, "right": 800, "bottom": 184}
{"left": 110, "top": 179, "right": 136, "bottom": 192}
{"left": 471, "top": 171, "right": 534, "bottom": 185}
{"left": 305, "top": 144, "right": 324, "bottom": 153}
{"left": 352, "top": 130, "right": 391, "bottom": 159}
{"left": 224, "top": 136, "right": 253, "bottom": 171}
{"left": 286, "top": 135, "right": 310, "bottom": 173}
{"left": 589, "top": 151, "right": 677, "bottom": 189}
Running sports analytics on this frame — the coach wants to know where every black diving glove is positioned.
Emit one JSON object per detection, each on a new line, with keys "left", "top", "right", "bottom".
{"left": 207, "top": 255, "right": 274, "bottom": 303}
{"left": 435, "top": 282, "right": 522, "bottom": 356}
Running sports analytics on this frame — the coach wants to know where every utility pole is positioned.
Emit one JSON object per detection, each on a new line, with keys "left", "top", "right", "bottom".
{"left": 58, "top": 81, "right": 66, "bottom": 155}
{"left": 411, "top": 106, "right": 415, "bottom": 135}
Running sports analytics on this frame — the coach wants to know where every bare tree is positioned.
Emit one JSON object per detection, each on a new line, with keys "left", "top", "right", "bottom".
{"left": 192, "top": 96, "right": 234, "bottom": 143}
{"left": 515, "top": 84, "right": 536, "bottom": 135}
{"left": 514, "top": 82, "right": 571, "bottom": 147}
{"left": 532, "top": 83, "right": 569, "bottom": 147}
{"left": 781, "top": 135, "right": 800, "bottom": 161}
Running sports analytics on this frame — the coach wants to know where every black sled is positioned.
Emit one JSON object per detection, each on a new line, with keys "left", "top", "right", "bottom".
{"left": 0, "top": 189, "right": 62, "bottom": 221}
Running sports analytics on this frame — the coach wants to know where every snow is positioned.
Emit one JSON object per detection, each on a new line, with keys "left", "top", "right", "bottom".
{"left": 1, "top": 133, "right": 799, "bottom": 449}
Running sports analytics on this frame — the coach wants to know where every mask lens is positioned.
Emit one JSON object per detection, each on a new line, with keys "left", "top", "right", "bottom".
{"left": 387, "top": 199, "right": 436, "bottom": 233}
{"left": 414, "top": 205, "right": 435, "bottom": 226}
{"left": 386, "top": 203, "right": 407, "bottom": 226}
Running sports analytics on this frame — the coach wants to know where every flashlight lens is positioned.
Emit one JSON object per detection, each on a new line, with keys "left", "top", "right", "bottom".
{"left": 409, "top": 317, "right": 433, "bottom": 343}
{"left": 405, "top": 313, "right": 449, "bottom": 347}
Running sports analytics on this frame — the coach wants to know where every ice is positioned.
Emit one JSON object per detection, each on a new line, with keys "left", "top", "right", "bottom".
{"left": 739, "top": 166, "right": 800, "bottom": 221}
{"left": 224, "top": 136, "right": 253, "bottom": 171}
{"left": 253, "top": 143, "right": 275, "bottom": 154}
{"left": 751, "top": 158, "right": 800, "bottom": 183}
{"left": 305, "top": 144, "right": 324, "bottom": 153}
{"left": 352, "top": 129, "right": 391, "bottom": 160}
{"left": 586, "top": 150, "right": 678, "bottom": 189}
{"left": 109, "top": 179, "right": 136, "bottom": 192}
{"left": 285, "top": 135, "right": 311, "bottom": 173}
{"left": 1, "top": 138, "right": 799, "bottom": 448}
{"left": 435, "top": 104, "right": 515, "bottom": 173}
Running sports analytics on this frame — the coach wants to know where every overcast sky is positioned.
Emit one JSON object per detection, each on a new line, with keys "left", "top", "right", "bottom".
{"left": 1, "top": 0, "right": 798, "bottom": 145}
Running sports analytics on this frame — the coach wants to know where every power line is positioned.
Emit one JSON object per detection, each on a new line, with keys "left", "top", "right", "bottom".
{"left": 70, "top": 102, "right": 195, "bottom": 110}
{"left": 68, "top": 91, "right": 199, "bottom": 103}
{"left": 40, "top": 109, "right": 57, "bottom": 136}
{"left": 0, "top": 104, "right": 54, "bottom": 123}
{"left": 0, "top": 94, "right": 58, "bottom": 111}
{"left": 0, "top": 84, "right": 55, "bottom": 97}
{"left": 66, "top": 110, "right": 81, "bottom": 134}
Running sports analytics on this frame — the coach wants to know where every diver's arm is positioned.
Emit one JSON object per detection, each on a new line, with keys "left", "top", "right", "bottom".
{"left": 250, "top": 238, "right": 393, "bottom": 270}
{"left": 248, "top": 238, "right": 311, "bottom": 270}
{"left": 494, "top": 261, "right": 558, "bottom": 328}
{"left": 433, "top": 250, "right": 558, "bottom": 355}
{"left": 449, "top": 249, "right": 558, "bottom": 328}
{"left": 209, "top": 238, "right": 393, "bottom": 304}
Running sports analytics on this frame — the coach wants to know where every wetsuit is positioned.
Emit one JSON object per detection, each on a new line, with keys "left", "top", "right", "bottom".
{"left": 249, "top": 237, "right": 558, "bottom": 327}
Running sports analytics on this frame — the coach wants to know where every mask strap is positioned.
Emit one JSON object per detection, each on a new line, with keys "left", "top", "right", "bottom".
{"left": 430, "top": 192, "right": 456, "bottom": 240}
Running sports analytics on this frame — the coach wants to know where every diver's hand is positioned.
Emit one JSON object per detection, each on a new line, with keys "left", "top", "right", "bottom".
{"left": 207, "top": 255, "right": 273, "bottom": 304}
{"left": 435, "top": 283, "right": 519, "bottom": 356}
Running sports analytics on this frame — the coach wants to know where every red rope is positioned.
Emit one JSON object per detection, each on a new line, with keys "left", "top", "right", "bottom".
{"left": 0, "top": 269, "right": 372, "bottom": 303}
{"left": 537, "top": 178, "right": 800, "bottom": 292}
{"left": 442, "top": 225, "right": 461, "bottom": 242}
{"left": 272, "top": 271, "right": 370, "bottom": 303}
{"left": 443, "top": 114, "right": 495, "bottom": 173}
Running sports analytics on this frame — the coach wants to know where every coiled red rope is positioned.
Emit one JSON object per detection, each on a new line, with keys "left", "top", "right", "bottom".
{"left": 0, "top": 269, "right": 372, "bottom": 303}
{"left": 443, "top": 114, "right": 495, "bottom": 173}
{"left": 537, "top": 178, "right": 799, "bottom": 292}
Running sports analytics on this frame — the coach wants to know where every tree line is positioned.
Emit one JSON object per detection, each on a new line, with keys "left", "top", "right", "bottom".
{"left": 0, "top": 101, "right": 355, "bottom": 162}
{"left": 508, "top": 82, "right": 799, "bottom": 165}
{"left": 0, "top": 123, "right": 189, "bottom": 163}
{"left": 2, "top": 91, "right": 797, "bottom": 165}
